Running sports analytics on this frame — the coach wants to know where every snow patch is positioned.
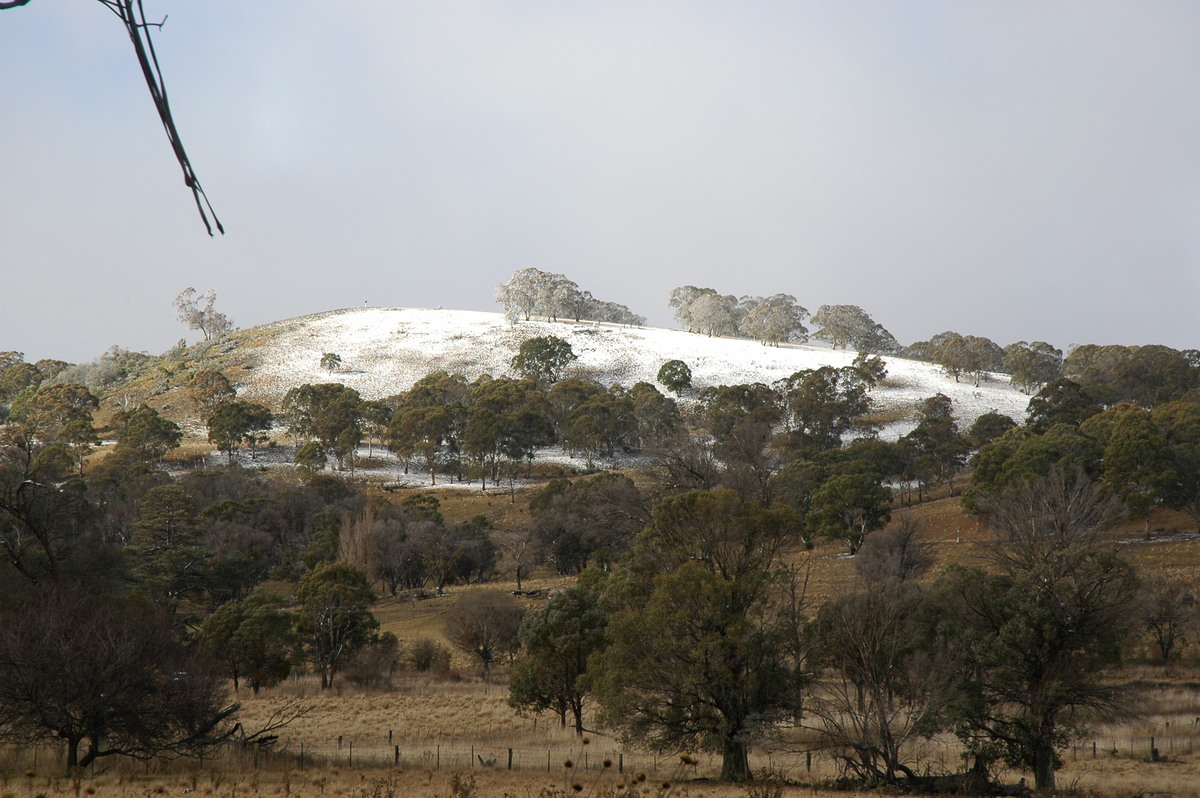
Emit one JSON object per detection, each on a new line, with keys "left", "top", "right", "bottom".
{"left": 240, "top": 307, "right": 1030, "bottom": 438}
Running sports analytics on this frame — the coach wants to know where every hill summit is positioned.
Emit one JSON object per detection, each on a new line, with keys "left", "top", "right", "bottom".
{"left": 230, "top": 307, "right": 1029, "bottom": 437}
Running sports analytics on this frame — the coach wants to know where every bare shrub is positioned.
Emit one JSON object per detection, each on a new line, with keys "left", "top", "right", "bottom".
{"left": 853, "top": 517, "right": 934, "bottom": 583}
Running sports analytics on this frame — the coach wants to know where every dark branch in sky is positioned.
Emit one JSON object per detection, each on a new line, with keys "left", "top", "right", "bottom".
{"left": 4, "top": 0, "right": 223, "bottom": 235}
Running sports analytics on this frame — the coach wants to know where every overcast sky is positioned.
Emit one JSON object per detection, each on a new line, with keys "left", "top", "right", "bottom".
{"left": 3, "top": 1, "right": 1198, "bottom": 364}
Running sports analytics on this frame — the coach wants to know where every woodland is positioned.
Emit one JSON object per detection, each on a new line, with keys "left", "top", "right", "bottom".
{"left": 1, "top": 273, "right": 1199, "bottom": 796}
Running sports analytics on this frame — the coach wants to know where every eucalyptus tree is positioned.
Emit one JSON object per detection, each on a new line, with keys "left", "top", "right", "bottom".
{"left": 1002, "top": 341, "right": 1063, "bottom": 394}
{"left": 935, "top": 468, "right": 1137, "bottom": 792}
{"left": 509, "top": 585, "right": 608, "bottom": 735}
{"left": 592, "top": 489, "right": 805, "bottom": 781}
{"left": 810, "top": 305, "right": 900, "bottom": 354}
{"left": 738, "top": 293, "right": 809, "bottom": 346}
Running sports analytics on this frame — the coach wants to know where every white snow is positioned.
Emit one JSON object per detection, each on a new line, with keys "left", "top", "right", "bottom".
{"left": 239, "top": 307, "right": 1031, "bottom": 439}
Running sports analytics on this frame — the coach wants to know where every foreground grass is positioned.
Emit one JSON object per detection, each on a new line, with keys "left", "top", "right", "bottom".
{"left": 4, "top": 755, "right": 1200, "bottom": 798}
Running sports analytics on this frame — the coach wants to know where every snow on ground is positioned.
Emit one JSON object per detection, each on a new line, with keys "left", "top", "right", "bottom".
{"left": 240, "top": 307, "right": 1031, "bottom": 440}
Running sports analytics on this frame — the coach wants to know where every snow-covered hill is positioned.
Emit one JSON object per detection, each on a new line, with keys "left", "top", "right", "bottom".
{"left": 238, "top": 307, "right": 1030, "bottom": 438}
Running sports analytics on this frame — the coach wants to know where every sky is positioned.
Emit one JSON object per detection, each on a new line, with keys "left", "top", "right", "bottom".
{"left": 3, "top": 1, "right": 1199, "bottom": 365}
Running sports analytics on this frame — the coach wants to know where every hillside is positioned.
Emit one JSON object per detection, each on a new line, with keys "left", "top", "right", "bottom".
{"left": 216, "top": 307, "right": 1029, "bottom": 438}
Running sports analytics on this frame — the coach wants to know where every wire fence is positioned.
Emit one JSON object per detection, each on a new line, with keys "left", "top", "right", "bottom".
{"left": 3, "top": 729, "right": 1197, "bottom": 781}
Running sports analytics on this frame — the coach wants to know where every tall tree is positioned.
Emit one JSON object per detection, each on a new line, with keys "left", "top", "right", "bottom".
{"left": 933, "top": 335, "right": 1004, "bottom": 386}
{"left": 281, "top": 384, "right": 363, "bottom": 470}
{"left": 592, "top": 489, "right": 804, "bottom": 781}
{"left": 199, "top": 588, "right": 296, "bottom": 693}
{"left": 938, "top": 469, "right": 1136, "bottom": 791}
{"left": 295, "top": 562, "right": 378, "bottom": 688}
{"left": 188, "top": 370, "right": 236, "bottom": 417}
{"left": 113, "top": 404, "right": 182, "bottom": 462}
{"left": 776, "top": 366, "right": 872, "bottom": 453}
{"left": 1151, "top": 398, "right": 1200, "bottom": 530}
{"left": 508, "top": 584, "right": 608, "bottom": 735}
{"left": 806, "top": 581, "right": 948, "bottom": 785}
{"left": 462, "top": 377, "right": 553, "bottom": 488}
{"left": 529, "top": 473, "right": 648, "bottom": 574}
{"left": 808, "top": 461, "right": 892, "bottom": 554}
{"left": 1002, "top": 341, "right": 1063, "bottom": 394}
{"left": 207, "top": 400, "right": 274, "bottom": 463}
{"left": 656, "top": 359, "right": 693, "bottom": 394}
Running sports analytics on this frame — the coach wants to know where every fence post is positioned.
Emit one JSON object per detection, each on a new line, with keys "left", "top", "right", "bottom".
{"left": 437, "top": 744, "right": 441, "bottom": 770}
{"left": 349, "top": 742, "right": 353, "bottom": 768}
{"left": 508, "top": 749, "right": 513, "bottom": 770}
{"left": 619, "top": 754, "right": 623, "bottom": 774}
{"left": 395, "top": 746, "right": 400, "bottom": 767}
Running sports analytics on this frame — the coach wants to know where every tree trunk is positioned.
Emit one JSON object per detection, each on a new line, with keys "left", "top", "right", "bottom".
{"left": 573, "top": 705, "right": 584, "bottom": 736}
{"left": 719, "top": 735, "right": 751, "bottom": 782}
{"left": 1032, "top": 739, "right": 1056, "bottom": 791}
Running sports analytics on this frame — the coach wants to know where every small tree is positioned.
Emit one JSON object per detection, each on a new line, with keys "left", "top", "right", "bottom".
{"left": 511, "top": 336, "right": 577, "bottom": 385}
{"left": 320, "top": 353, "right": 342, "bottom": 373}
{"left": 508, "top": 585, "right": 607, "bottom": 734}
{"left": 1139, "top": 576, "right": 1196, "bottom": 663}
{"left": 656, "top": 359, "right": 693, "bottom": 394}
{"left": 199, "top": 589, "right": 295, "bottom": 693}
{"left": 444, "top": 589, "right": 524, "bottom": 678}
{"left": 854, "top": 517, "right": 934, "bottom": 583}
{"left": 174, "top": 288, "right": 233, "bottom": 341}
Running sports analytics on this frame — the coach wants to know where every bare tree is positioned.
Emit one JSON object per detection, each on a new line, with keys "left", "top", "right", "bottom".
{"left": 444, "top": 589, "right": 524, "bottom": 678}
{"left": 976, "top": 465, "right": 1125, "bottom": 578}
{"left": 806, "top": 582, "right": 951, "bottom": 785}
{"left": 854, "top": 517, "right": 934, "bottom": 584}
{"left": 1139, "top": 576, "right": 1197, "bottom": 663}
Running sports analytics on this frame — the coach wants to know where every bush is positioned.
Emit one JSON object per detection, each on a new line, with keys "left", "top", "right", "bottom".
{"left": 342, "top": 633, "right": 400, "bottom": 688}
{"left": 408, "top": 638, "right": 452, "bottom": 673}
